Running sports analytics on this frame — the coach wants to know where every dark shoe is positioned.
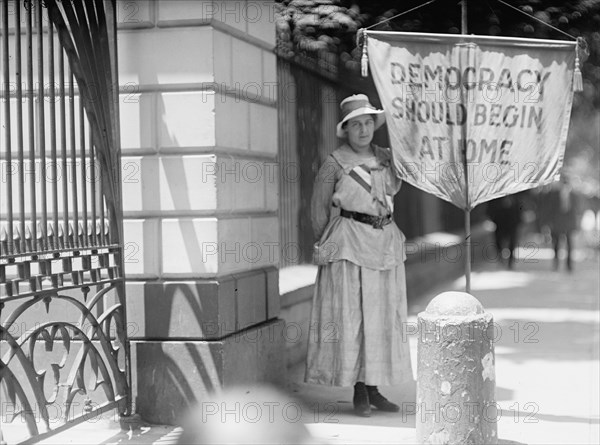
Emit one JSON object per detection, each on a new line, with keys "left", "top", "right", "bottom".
{"left": 366, "top": 386, "right": 400, "bottom": 412}
{"left": 353, "top": 382, "right": 371, "bottom": 417}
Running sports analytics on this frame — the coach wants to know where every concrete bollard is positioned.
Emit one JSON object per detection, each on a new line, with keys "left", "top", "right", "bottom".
{"left": 416, "top": 291, "right": 497, "bottom": 445}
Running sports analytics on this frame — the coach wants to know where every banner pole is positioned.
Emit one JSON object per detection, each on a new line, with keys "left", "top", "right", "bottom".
{"left": 461, "top": 0, "right": 468, "bottom": 34}
{"left": 461, "top": 0, "right": 471, "bottom": 293}
{"left": 465, "top": 209, "right": 471, "bottom": 293}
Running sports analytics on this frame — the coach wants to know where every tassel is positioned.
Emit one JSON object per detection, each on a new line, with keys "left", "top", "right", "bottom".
{"left": 360, "top": 29, "right": 369, "bottom": 77}
{"left": 573, "top": 40, "right": 583, "bottom": 92}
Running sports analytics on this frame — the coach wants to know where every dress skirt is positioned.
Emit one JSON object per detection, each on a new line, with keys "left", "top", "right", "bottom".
{"left": 304, "top": 259, "right": 413, "bottom": 387}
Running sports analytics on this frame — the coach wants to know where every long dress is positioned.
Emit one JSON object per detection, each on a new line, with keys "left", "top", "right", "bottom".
{"left": 304, "top": 143, "right": 413, "bottom": 387}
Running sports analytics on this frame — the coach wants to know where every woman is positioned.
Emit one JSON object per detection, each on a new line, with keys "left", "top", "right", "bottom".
{"left": 305, "top": 94, "right": 413, "bottom": 417}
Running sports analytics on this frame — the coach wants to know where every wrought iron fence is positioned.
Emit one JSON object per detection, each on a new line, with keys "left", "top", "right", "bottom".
{"left": 0, "top": 1, "right": 128, "bottom": 443}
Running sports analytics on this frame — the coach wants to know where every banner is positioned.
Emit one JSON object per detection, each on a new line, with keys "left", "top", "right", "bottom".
{"left": 366, "top": 31, "right": 577, "bottom": 209}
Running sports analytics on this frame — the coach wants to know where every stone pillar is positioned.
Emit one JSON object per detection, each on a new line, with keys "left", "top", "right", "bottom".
{"left": 417, "top": 292, "right": 497, "bottom": 444}
{"left": 116, "top": 1, "right": 283, "bottom": 424}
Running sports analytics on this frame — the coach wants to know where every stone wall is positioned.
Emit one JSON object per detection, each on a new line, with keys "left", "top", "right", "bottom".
{"left": 116, "top": 0, "right": 283, "bottom": 425}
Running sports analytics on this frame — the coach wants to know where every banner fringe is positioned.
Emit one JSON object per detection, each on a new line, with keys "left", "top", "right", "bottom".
{"left": 574, "top": 40, "right": 583, "bottom": 92}
{"left": 360, "top": 29, "right": 369, "bottom": 77}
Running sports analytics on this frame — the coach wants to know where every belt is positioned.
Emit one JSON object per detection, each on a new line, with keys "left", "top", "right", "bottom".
{"left": 340, "top": 209, "right": 392, "bottom": 229}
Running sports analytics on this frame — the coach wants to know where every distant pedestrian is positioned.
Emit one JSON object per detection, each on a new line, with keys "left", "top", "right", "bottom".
{"left": 306, "top": 94, "right": 413, "bottom": 417}
{"left": 486, "top": 194, "right": 522, "bottom": 269}
{"left": 545, "top": 176, "right": 581, "bottom": 271}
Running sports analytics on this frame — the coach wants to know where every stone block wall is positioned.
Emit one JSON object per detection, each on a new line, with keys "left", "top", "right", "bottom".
{"left": 116, "top": 0, "right": 282, "bottom": 424}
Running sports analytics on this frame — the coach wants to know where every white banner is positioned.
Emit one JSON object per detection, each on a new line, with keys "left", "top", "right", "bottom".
{"left": 366, "top": 31, "right": 577, "bottom": 209}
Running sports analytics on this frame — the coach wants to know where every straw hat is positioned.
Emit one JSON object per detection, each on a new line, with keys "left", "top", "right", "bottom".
{"left": 336, "top": 94, "right": 386, "bottom": 138}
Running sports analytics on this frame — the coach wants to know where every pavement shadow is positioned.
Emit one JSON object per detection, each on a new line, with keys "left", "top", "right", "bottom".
{"left": 132, "top": 282, "right": 226, "bottom": 425}
{"left": 493, "top": 319, "right": 599, "bottom": 363}
{"left": 502, "top": 410, "right": 600, "bottom": 425}
{"left": 496, "top": 386, "right": 516, "bottom": 401}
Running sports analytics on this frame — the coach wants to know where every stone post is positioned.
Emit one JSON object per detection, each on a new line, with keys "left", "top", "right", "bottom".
{"left": 417, "top": 291, "right": 497, "bottom": 444}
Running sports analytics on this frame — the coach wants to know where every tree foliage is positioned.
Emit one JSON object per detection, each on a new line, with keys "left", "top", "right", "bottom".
{"left": 276, "top": 0, "right": 600, "bottom": 196}
{"left": 276, "top": 0, "right": 599, "bottom": 102}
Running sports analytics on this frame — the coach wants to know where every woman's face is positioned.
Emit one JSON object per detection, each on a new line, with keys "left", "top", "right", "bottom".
{"left": 346, "top": 114, "right": 374, "bottom": 152}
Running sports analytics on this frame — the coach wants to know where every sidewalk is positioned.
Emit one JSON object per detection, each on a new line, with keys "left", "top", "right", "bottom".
{"left": 27, "top": 238, "right": 600, "bottom": 445}
{"left": 288, "top": 241, "right": 600, "bottom": 445}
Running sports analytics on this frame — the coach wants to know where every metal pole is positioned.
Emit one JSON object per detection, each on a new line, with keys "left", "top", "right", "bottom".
{"left": 69, "top": 70, "right": 78, "bottom": 248}
{"left": 37, "top": 0, "right": 47, "bottom": 251}
{"left": 461, "top": 0, "right": 471, "bottom": 293}
{"left": 26, "top": 0, "right": 37, "bottom": 252}
{"left": 80, "top": 96, "right": 88, "bottom": 247}
{"left": 90, "top": 132, "right": 97, "bottom": 246}
{"left": 2, "top": 0, "right": 13, "bottom": 256}
{"left": 59, "top": 49, "right": 69, "bottom": 248}
{"left": 462, "top": 0, "right": 468, "bottom": 35}
{"left": 15, "top": 2, "right": 24, "bottom": 255}
{"left": 465, "top": 209, "right": 471, "bottom": 293}
{"left": 49, "top": 20, "right": 59, "bottom": 251}
{"left": 104, "top": 0, "right": 131, "bottom": 414}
